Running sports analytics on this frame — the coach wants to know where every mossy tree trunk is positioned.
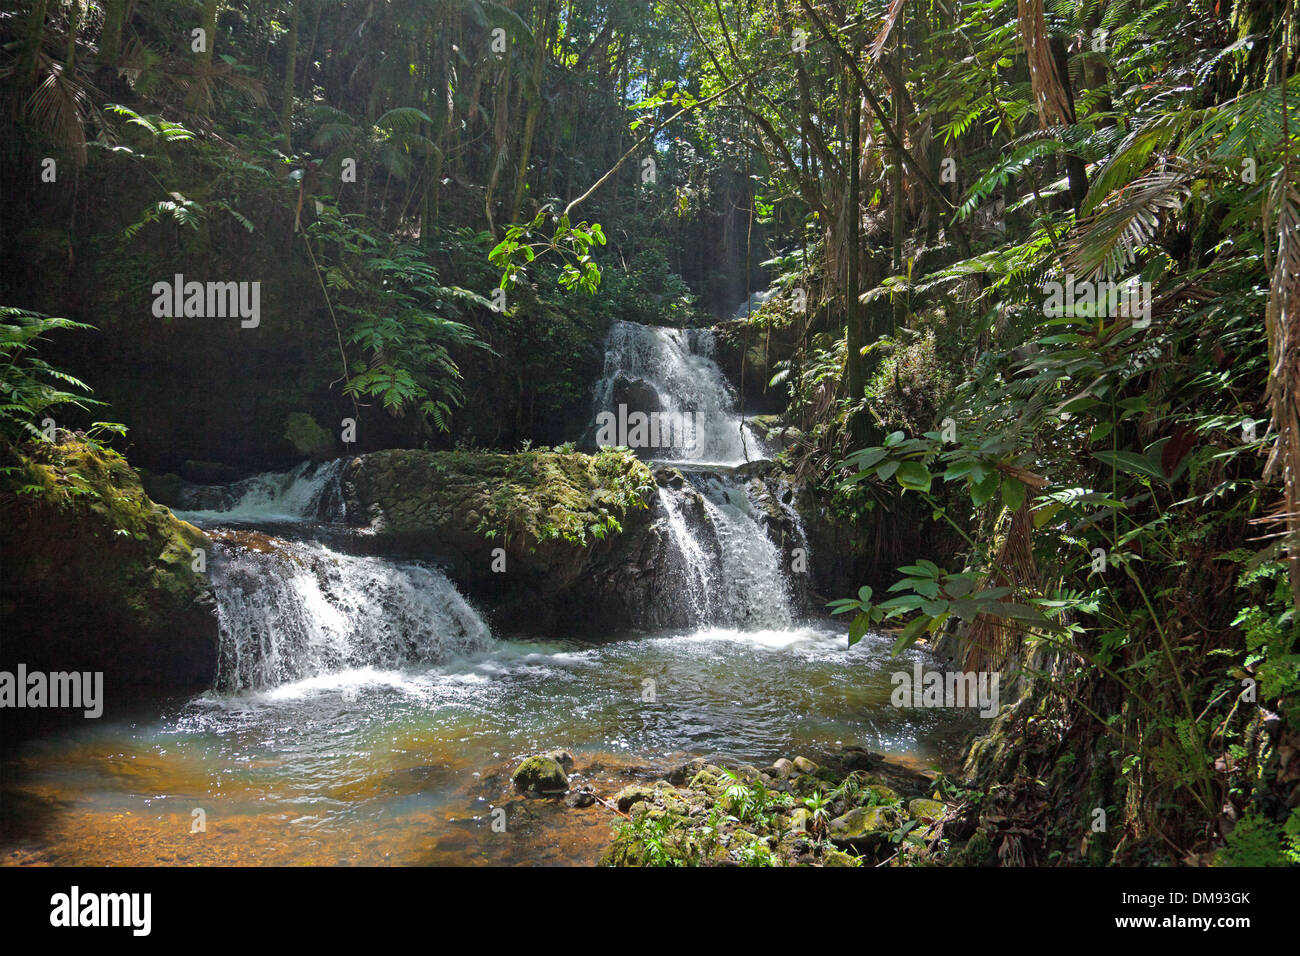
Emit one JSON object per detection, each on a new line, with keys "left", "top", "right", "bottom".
{"left": 280, "top": 1, "right": 301, "bottom": 151}
{"left": 96, "top": 0, "right": 127, "bottom": 86}
{"left": 19, "top": 0, "right": 49, "bottom": 86}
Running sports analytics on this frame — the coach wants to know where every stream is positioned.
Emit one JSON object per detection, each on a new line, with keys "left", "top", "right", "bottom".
{"left": 0, "top": 319, "right": 973, "bottom": 866}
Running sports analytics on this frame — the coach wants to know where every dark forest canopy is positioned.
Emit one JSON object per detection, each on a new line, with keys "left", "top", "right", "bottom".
{"left": 1, "top": 0, "right": 1298, "bottom": 866}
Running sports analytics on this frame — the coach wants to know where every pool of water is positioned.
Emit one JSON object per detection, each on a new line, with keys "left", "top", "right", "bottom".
{"left": 0, "top": 625, "right": 972, "bottom": 866}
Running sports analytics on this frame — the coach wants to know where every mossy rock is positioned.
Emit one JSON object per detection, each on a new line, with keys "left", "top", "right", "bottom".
{"left": 766, "top": 758, "right": 794, "bottom": 779}
{"left": 829, "top": 805, "right": 901, "bottom": 851}
{"left": 138, "top": 469, "right": 185, "bottom": 508}
{"left": 612, "top": 783, "right": 659, "bottom": 813}
{"left": 960, "top": 828, "right": 995, "bottom": 866}
{"left": 511, "top": 754, "right": 569, "bottom": 794}
{"left": 0, "top": 438, "right": 218, "bottom": 698}
{"left": 283, "top": 412, "right": 335, "bottom": 459}
{"left": 908, "top": 798, "right": 946, "bottom": 822}
{"left": 861, "top": 783, "right": 901, "bottom": 806}
{"left": 822, "top": 849, "right": 861, "bottom": 867}
{"left": 342, "top": 448, "right": 661, "bottom": 633}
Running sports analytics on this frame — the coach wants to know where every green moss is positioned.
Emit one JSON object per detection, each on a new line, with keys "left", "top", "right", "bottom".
{"left": 283, "top": 412, "right": 334, "bottom": 458}
{"left": 961, "top": 829, "right": 994, "bottom": 865}
{"left": 0, "top": 437, "right": 217, "bottom": 691}
{"left": 353, "top": 447, "right": 654, "bottom": 547}
{"left": 511, "top": 754, "right": 570, "bottom": 794}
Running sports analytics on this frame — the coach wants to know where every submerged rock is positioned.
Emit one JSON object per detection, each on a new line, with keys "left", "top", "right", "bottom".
{"left": 512, "top": 754, "right": 570, "bottom": 794}
{"left": 565, "top": 788, "right": 596, "bottom": 808}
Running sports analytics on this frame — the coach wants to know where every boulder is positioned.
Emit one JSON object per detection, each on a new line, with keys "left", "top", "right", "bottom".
{"left": 545, "top": 749, "right": 575, "bottom": 773}
{"left": 342, "top": 448, "right": 683, "bottom": 633}
{"left": 908, "top": 798, "right": 946, "bottom": 822}
{"left": 511, "top": 754, "right": 570, "bottom": 794}
{"left": 667, "top": 757, "right": 708, "bottom": 785}
{"left": 0, "top": 438, "right": 218, "bottom": 702}
{"left": 829, "top": 805, "right": 901, "bottom": 851}
{"left": 862, "top": 783, "right": 901, "bottom": 805}
{"left": 767, "top": 758, "right": 794, "bottom": 779}
{"left": 612, "top": 784, "right": 659, "bottom": 813}
{"left": 565, "top": 788, "right": 596, "bottom": 808}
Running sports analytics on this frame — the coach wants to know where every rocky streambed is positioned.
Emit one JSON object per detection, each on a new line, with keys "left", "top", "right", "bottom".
{"left": 509, "top": 745, "right": 982, "bottom": 867}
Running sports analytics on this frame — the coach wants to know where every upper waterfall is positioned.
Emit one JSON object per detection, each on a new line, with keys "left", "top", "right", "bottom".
{"left": 591, "top": 320, "right": 766, "bottom": 466}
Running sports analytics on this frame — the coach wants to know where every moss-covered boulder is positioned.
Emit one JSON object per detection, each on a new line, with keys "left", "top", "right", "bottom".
{"left": 612, "top": 783, "right": 660, "bottom": 813}
{"left": 862, "top": 783, "right": 901, "bottom": 805}
{"left": 0, "top": 437, "right": 219, "bottom": 701}
{"left": 283, "top": 412, "right": 335, "bottom": 459}
{"left": 511, "top": 754, "right": 570, "bottom": 794}
{"left": 908, "top": 798, "right": 946, "bottom": 822}
{"left": 829, "top": 805, "right": 901, "bottom": 852}
{"left": 342, "top": 448, "right": 690, "bottom": 633}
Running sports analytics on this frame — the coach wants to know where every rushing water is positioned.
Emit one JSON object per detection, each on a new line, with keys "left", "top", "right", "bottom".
{"left": 0, "top": 320, "right": 973, "bottom": 867}
{"left": 591, "top": 320, "right": 765, "bottom": 465}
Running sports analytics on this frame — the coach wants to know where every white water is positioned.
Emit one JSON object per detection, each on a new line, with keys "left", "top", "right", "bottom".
{"left": 733, "top": 288, "right": 774, "bottom": 318}
{"left": 588, "top": 318, "right": 805, "bottom": 629}
{"left": 695, "top": 476, "right": 795, "bottom": 628}
{"left": 210, "top": 536, "right": 492, "bottom": 692}
{"left": 657, "top": 487, "right": 716, "bottom": 623}
{"left": 174, "top": 460, "right": 345, "bottom": 524}
{"left": 2, "top": 307, "right": 973, "bottom": 866}
{"left": 592, "top": 320, "right": 766, "bottom": 465}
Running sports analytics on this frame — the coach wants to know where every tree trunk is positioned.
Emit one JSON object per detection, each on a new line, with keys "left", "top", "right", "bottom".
{"left": 19, "top": 0, "right": 49, "bottom": 86}
{"left": 510, "top": 0, "right": 551, "bottom": 222}
{"left": 280, "top": 2, "right": 301, "bottom": 151}
{"left": 96, "top": 0, "right": 127, "bottom": 88}
{"left": 188, "top": 0, "right": 219, "bottom": 114}
{"left": 65, "top": 0, "right": 81, "bottom": 73}
{"left": 845, "top": 67, "right": 865, "bottom": 416}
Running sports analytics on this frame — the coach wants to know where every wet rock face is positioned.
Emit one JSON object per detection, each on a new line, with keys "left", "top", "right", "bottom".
{"left": 340, "top": 448, "right": 827, "bottom": 635}
{"left": 0, "top": 438, "right": 219, "bottom": 702}
{"left": 609, "top": 375, "right": 664, "bottom": 417}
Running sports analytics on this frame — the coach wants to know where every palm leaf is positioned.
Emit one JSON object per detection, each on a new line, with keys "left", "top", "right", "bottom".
{"left": 1067, "top": 163, "right": 1191, "bottom": 280}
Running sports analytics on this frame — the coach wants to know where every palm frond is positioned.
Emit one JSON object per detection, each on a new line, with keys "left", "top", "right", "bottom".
{"left": 1067, "top": 163, "right": 1192, "bottom": 280}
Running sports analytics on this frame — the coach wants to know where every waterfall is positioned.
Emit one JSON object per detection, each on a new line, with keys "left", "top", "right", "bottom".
{"left": 656, "top": 484, "right": 716, "bottom": 623}
{"left": 175, "top": 461, "right": 491, "bottom": 693}
{"left": 175, "top": 460, "right": 346, "bottom": 524}
{"left": 591, "top": 320, "right": 765, "bottom": 465}
{"left": 733, "top": 288, "right": 774, "bottom": 319}
{"left": 653, "top": 470, "right": 807, "bottom": 630}
{"left": 587, "top": 318, "right": 809, "bottom": 629}
{"left": 209, "top": 535, "right": 492, "bottom": 692}
{"left": 695, "top": 475, "right": 794, "bottom": 628}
